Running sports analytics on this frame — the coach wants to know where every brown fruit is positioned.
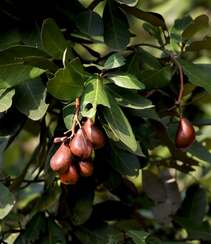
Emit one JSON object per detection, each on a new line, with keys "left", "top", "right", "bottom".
{"left": 79, "top": 161, "right": 94, "bottom": 177}
{"left": 83, "top": 118, "right": 105, "bottom": 149}
{"left": 50, "top": 143, "right": 72, "bottom": 174}
{"left": 70, "top": 128, "right": 93, "bottom": 159}
{"left": 60, "top": 165, "right": 79, "bottom": 185}
{"left": 176, "top": 117, "right": 195, "bottom": 149}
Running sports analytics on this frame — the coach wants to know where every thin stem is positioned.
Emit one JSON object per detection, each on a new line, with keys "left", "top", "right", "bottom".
{"left": 170, "top": 54, "right": 184, "bottom": 107}
{"left": 64, "top": 97, "right": 81, "bottom": 139}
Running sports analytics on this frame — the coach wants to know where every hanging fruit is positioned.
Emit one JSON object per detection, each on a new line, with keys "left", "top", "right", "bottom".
{"left": 175, "top": 117, "right": 195, "bottom": 149}
{"left": 50, "top": 142, "right": 72, "bottom": 174}
{"left": 83, "top": 118, "right": 106, "bottom": 149}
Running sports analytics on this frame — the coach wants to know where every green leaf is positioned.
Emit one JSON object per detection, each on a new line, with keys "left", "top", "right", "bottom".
{"left": 0, "top": 45, "right": 49, "bottom": 65}
{"left": 186, "top": 36, "right": 211, "bottom": 51}
{"left": 0, "top": 64, "right": 45, "bottom": 89}
{"left": 109, "top": 73, "right": 145, "bottom": 90}
{"left": 177, "top": 185, "right": 206, "bottom": 226}
{"left": 76, "top": 10, "right": 104, "bottom": 36}
{"left": 110, "top": 144, "right": 140, "bottom": 176}
{"left": 104, "top": 53, "right": 126, "bottom": 70}
{"left": 143, "top": 23, "right": 163, "bottom": 45}
{"left": 0, "top": 183, "right": 15, "bottom": 219}
{"left": 170, "top": 16, "right": 192, "bottom": 51}
{"left": 14, "top": 79, "right": 49, "bottom": 121}
{"left": 120, "top": 5, "right": 167, "bottom": 31}
{"left": 63, "top": 103, "right": 75, "bottom": 130}
{"left": 180, "top": 60, "right": 211, "bottom": 92}
{"left": 81, "top": 76, "right": 110, "bottom": 118}
{"left": 41, "top": 18, "right": 68, "bottom": 59}
{"left": 139, "top": 66, "right": 172, "bottom": 89}
{"left": 103, "top": 94, "right": 138, "bottom": 153}
{"left": 70, "top": 189, "right": 94, "bottom": 226}
{"left": 47, "top": 58, "right": 86, "bottom": 101}
{"left": 114, "top": 0, "right": 138, "bottom": 7}
{"left": 103, "top": 0, "right": 130, "bottom": 50}
{"left": 109, "top": 86, "right": 153, "bottom": 110}
{"left": 0, "top": 89, "right": 15, "bottom": 112}
{"left": 15, "top": 213, "right": 46, "bottom": 244}
{"left": 182, "top": 15, "right": 209, "bottom": 40}
{"left": 46, "top": 219, "right": 66, "bottom": 244}
{"left": 127, "top": 230, "right": 149, "bottom": 244}
{"left": 188, "top": 141, "right": 211, "bottom": 163}
{"left": 75, "top": 224, "right": 119, "bottom": 244}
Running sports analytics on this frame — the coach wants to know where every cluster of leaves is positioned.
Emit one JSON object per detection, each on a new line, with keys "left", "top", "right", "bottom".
{"left": 1, "top": 0, "right": 211, "bottom": 243}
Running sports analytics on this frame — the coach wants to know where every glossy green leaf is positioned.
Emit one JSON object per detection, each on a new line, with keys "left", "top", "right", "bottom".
{"left": 103, "top": 0, "right": 130, "bottom": 50}
{"left": 139, "top": 66, "right": 172, "bottom": 89}
{"left": 15, "top": 213, "right": 46, "bottom": 243}
{"left": 103, "top": 94, "right": 138, "bottom": 152}
{"left": 178, "top": 185, "right": 206, "bottom": 225}
{"left": 63, "top": 103, "right": 75, "bottom": 130}
{"left": 0, "top": 183, "right": 15, "bottom": 219}
{"left": 41, "top": 18, "right": 68, "bottom": 59}
{"left": 104, "top": 53, "right": 126, "bottom": 70}
{"left": 186, "top": 36, "right": 211, "bottom": 51}
{"left": 76, "top": 10, "right": 104, "bottom": 36}
{"left": 182, "top": 15, "right": 209, "bottom": 40}
{"left": 75, "top": 224, "right": 118, "bottom": 244}
{"left": 180, "top": 60, "right": 211, "bottom": 92}
{"left": 109, "top": 87, "right": 153, "bottom": 110}
{"left": 0, "top": 64, "right": 45, "bottom": 89}
{"left": 81, "top": 76, "right": 110, "bottom": 118}
{"left": 109, "top": 73, "right": 145, "bottom": 90}
{"left": 0, "top": 89, "right": 15, "bottom": 112}
{"left": 120, "top": 5, "right": 167, "bottom": 31}
{"left": 70, "top": 190, "right": 94, "bottom": 226}
{"left": 188, "top": 141, "right": 211, "bottom": 163}
{"left": 14, "top": 79, "right": 49, "bottom": 121}
{"left": 111, "top": 144, "right": 140, "bottom": 176}
{"left": 127, "top": 230, "right": 149, "bottom": 244}
{"left": 0, "top": 45, "right": 49, "bottom": 65}
{"left": 114, "top": 0, "right": 138, "bottom": 7}
{"left": 45, "top": 219, "right": 66, "bottom": 244}
{"left": 170, "top": 16, "right": 192, "bottom": 51}
{"left": 47, "top": 58, "right": 86, "bottom": 101}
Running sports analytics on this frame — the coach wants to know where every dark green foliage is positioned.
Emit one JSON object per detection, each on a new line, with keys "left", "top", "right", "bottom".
{"left": 1, "top": 0, "right": 211, "bottom": 243}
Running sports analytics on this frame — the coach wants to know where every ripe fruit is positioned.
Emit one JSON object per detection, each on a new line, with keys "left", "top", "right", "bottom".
{"left": 79, "top": 161, "right": 94, "bottom": 177}
{"left": 176, "top": 117, "right": 195, "bottom": 149}
{"left": 50, "top": 143, "right": 72, "bottom": 174}
{"left": 70, "top": 128, "right": 93, "bottom": 159}
{"left": 60, "top": 165, "right": 79, "bottom": 185}
{"left": 83, "top": 118, "right": 105, "bottom": 149}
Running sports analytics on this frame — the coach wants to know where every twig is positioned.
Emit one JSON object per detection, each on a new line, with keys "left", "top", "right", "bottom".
{"left": 169, "top": 54, "right": 184, "bottom": 108}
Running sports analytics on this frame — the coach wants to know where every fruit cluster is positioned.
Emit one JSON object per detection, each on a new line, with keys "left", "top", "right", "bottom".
{"left": 50, "top": 118, "right": 105, "bottom": 185}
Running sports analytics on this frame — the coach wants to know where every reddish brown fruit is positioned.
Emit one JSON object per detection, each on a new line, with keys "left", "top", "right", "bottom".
{"left": 79, "top": 161, "right": 94, "bottom": 177}
{"left": 69, "top": 128, "right": 93, "bottom": 159}
{"left": 83, "top": 118, "right": 105, "bottom": 149}
{"left": 50, "top": 143, "right": 72, "bottom": 174}
{"left": 176, "top": 117, "right": 195, "bottom": 149}
{"left": 60, "top": 165, "right": 79, "bottom": 185}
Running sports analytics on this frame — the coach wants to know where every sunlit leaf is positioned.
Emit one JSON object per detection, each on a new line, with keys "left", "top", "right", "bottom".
{"left": 0, "top": 183, "right": 15, "bottom": 219}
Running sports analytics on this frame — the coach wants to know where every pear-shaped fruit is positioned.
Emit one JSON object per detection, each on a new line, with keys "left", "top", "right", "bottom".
{"left": 83, "top": 118, "right": 105, "bottom": 149}
{"left": 79, "top": 161, "right": 94, "bottom": 177}
{"left": 176, "top": 117, "right": 195, "bottom": 149}
{"left": 50, "top": 143, "right": 72, "bottom": 174}
{"left": 70, "top": 128, "right": 93, "bottom": 159}
{"left": 60, "top": 165, "right": 79, "bottom": 185}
